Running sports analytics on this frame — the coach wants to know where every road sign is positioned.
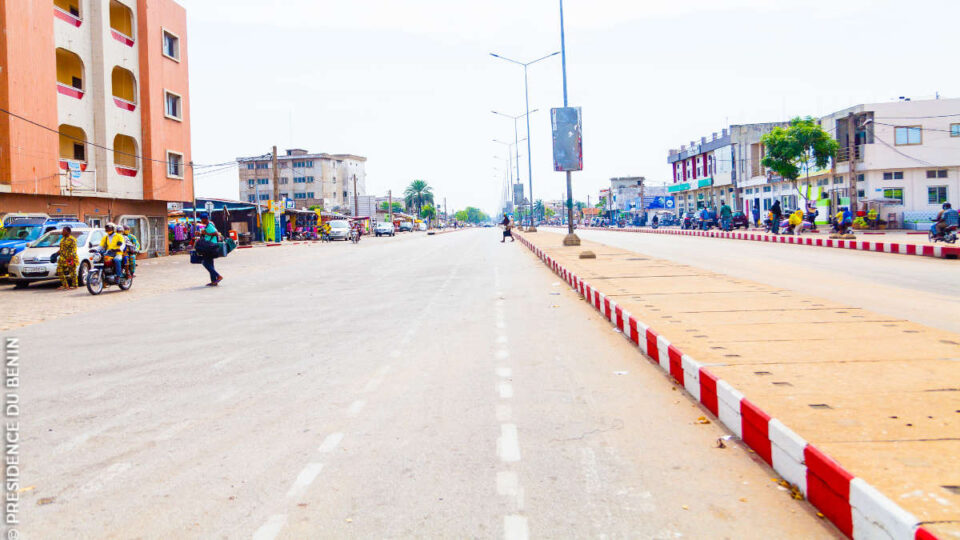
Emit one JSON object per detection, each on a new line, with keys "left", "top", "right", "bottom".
{"left": 204, "top": 201, "right": 214, "bottom": 214}
{"left": 551, "top": 107, "right": 582, "bottom": 172}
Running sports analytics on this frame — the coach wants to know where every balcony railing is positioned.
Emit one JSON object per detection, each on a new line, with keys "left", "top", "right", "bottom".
{"left": 59, "top": 159, "right": 88, "bottom": 171}
{"left": 53, "top": 6, "right": 82, "bottom": 27}
{"left": 112, "top": 96, "right": 136, "bottom": 111}
{"left": 111, "top": 29, "right": 134, "bottom": 47}
{"left": 836, "top": 145, "right": 864, "bottom": 163}
{"left": 115, "top": 165, "right": 138, "bottom": 177}
{"left": 56, "top": 82, "right": 84, "bottom": 99}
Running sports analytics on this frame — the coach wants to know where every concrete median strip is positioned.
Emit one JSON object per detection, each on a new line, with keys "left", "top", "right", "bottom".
{"left": 516, "top": 231, "right": 957, "bottom": 540}
{"left": 567, "top": 226, "right": 960, "bottom": 260}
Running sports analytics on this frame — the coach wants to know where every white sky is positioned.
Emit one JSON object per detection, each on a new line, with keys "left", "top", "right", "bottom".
{"left": 183, "top": 0, "right": 960, "bottom": 215}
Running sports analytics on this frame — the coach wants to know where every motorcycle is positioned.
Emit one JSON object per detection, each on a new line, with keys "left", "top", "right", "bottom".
{"left": 86, "top": 248, "right": 133, "bottom": 295}
{"left": 350, "top": 228, "right": 361, "bottom": 244}
{"left": 929, "top": 223, "right": 959, "bottom": 244}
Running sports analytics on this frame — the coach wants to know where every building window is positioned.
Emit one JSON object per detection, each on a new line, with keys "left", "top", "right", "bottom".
{"left": 247, "top": 195, "right": 255, "bottom": 202}
{"left": 816, "top": 179, "right": 829, "bottom": 186}
{"left": 883, "top": 171, "right": 904, "bottom": 180}
{"left": 256, "top": 163, "right": 269, "bottom": 170}
{"left": 832, "top": 175, "right": 843, "bottom": 185}
{"left": 164, "top": 91, "right": 182, "bottom": 120}
{"left": 73, "top": 142, "right": 86, "bottom": 161}
{"left": 856, "top": 174, "right": 865, "bottom": 182}
{"left": 280, "top": 192, "right": 289, "bottom": 199}
{"left": 926, "top": 169, "right": 948, "bottom": 179}
{"left": 257, "top": 178, "right": 269, "bottom": 185}
{"left": 280, "top": 177, "right": 288, "bottom": 184}
{"left": 928, "top": 186, "right": 948, "bottom": 204}
{"left": 951, "top": 124, "right": 960, "bottom": 137}
{"left": 857, "top": 189, "right": 865, "bottom": 198}
{"left": 246, "top": 164, "right": 254, "bottom": 170}
{"left": 894, "top": 126, "right": 922, "bottom": 146}
{"left": 306, "top": 192, "right": 314, "bottom": 198}
{"left": 293, "top": 160, "right": 314, "bottom": 168}
{"left": 247, "top": 179, "right": 254, "bottom": 187}
{"left": 883, "top": 188, "right": 904, "bottom": 204}
{"left": 166, "top": 151, "right": 183, "bottom": 178}
{"left": 307, "top": 176, "right": 314, "bottom": 183}
{"left": 294, "top": 193, "right": 306, "bottom": 200}
{"left": 259, "top": 193, "right": 269, "bottom": 201}
{"left": 162, "top": 29, "right": 180, "bottom": 61}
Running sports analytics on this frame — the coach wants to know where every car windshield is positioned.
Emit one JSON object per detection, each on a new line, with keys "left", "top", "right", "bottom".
{"left": 33, "top": 230, "right": 90, "bottom": 248}
{"left": 0, "top": 225, "right": 41, "bottom": 242}
{"left": 329, "top": 221, "right": 348, "bottom": 229}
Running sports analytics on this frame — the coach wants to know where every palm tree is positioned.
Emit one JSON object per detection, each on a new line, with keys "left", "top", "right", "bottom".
{"left": 404, "top": 180, "right": 434, "bottom": 218}
{"left": 534, "top": 200, "right": 545, "bottom": 221}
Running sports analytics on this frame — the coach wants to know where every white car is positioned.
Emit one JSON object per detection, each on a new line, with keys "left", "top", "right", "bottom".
{"left": 327, "top": 220, "right": 351, "bottom": 241}
{"left": 7, "top": 227, "right": 106, "bottom": 288}
{"left": 374, "top": 222, "right": 395, "bottom": 237}
{"left": 417, "top": 222, "right": 427, "bottom": 231}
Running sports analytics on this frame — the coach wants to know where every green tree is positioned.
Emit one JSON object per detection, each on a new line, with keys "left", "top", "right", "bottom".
{"left": 761, "top": 117, "right": 840, "bottom": 203}
{"left": 544, "top": 207, "right": 556, "bottom": 218}
{"left": 379, "top": 201, "right": 403, "bottom": 212}
{"left": 454, "top": 210, "right": 469, "bottom": 222}
{"left": 421, "top": 203, "right": 436, "bottom": 221}
{"left": 403, "top": 180, "right": 434, "bottom": 217}
{"left": 534, "top": 200, "right": 545, "bottom": 221}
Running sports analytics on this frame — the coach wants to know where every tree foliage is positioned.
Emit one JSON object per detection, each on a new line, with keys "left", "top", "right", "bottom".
{"left": 379, "top": 201, "right": 403, "bottom": 212}
{"left": 420, "top": 203, "right": 436, "bottom": 220}
{"left": 761, "top": 117, "right": 840, "bottom": 181}
{"left": 403, "top": 180, "right": 434, "bottom": 217}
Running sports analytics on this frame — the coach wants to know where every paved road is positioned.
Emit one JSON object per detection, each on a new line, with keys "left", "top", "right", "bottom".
{"left": 7, "top": 230, "right": 837, "bottom": 538}
{"left": 573, "top": 228, "right": 960, "bottom": 333}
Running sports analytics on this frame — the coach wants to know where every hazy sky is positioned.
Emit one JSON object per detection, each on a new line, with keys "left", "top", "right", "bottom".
{"left": 183, "top": 0, "right": 960, "bottom": 214}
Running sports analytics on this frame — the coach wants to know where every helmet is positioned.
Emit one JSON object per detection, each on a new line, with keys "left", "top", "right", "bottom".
{"left": 105, "top": 222, "right": 116, "bottom": 231}
{"left": 944, "top": 203, "right": 952, "bottom": 210}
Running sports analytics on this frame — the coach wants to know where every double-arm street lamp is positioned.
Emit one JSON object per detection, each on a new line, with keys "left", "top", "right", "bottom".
{"left": 491, "top": 51, "right": 559, "bottom": 231}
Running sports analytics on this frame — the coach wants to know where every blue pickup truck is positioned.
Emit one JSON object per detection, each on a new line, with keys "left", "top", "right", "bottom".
{"left": 0, "top": 217, "right": 87, "bottom": 277}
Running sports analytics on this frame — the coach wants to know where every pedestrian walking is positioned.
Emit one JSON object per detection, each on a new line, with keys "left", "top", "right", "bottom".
{"left": 55, "top": 226, "right": 78, "bottom": 290}
{"left": 500, "top": 215, "right": 515, "bottom": 243}
{"left": 770, "top": 200, "right": 783, "bottom": 234}
{"left": 720, "top": 202, "right": 733, "bottom": 231}
{"left": 196, "top": 216, "right": 224, "bottom": 286}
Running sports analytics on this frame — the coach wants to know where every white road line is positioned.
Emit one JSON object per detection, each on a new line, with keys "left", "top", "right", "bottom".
{"left": 498, "top": 381, "right": 514, "bottom": 399}
{"left": 497, "top": 471, "right": 519, "bottom": 496}
{"left": 348, "top": 400, "right": 366, "bottom": 416}
{"left": 497, "top": 424, "right": 521, "bottom": 462}
{"left": 496, "top": 404, "right": 512, "bottom": 422}
{"left": 496, "top": 349, "right": 510, "bottom": 360}
{"left": 363, "top": 377, "right": 383, "bottom": 393}
{"left": 252, "top": 514, "right": 287, "bottom": 540}
{"left": 318, "top": 432, "right": 344, "bottom": 453}
{"left": 504, "top": 515, "right": 529, "bottom": 540}
{"left": 496, "top": 320, "right": 506, "bottom": 329}
{"left": 496, "top": 335, "right": 508, "bottom": 344}
{"left": 286, "top": 463, "right": 324, "bottom": 498}
{"left": 496, "top": 367, "right": 512, "bottom": 378}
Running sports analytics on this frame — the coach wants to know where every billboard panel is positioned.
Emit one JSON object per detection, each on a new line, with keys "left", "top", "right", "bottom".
{"left": 551, "top": 107, "right": 583, "bottom": 172}
{"left": 513, "top": 183, "right": 525, "bottom": 205}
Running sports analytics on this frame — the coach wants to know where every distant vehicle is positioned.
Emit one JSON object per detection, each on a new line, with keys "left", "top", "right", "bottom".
{"left": 731, "top": 211, "right": 750, "bottom": 230}
{"left": 6, "top": 227, "right": 105, "bottom": 288}
{"left": 374, "top": 222, "right": 395, "bottom": 237}
{"left": 483, "top": 223, "right": 494, "bottom": 228}
{"left": 1, "top": 218, "right": 87, "bottom": 277}
{"left": 327, "top": 220, "right": 351, "bottom": 241}
{"left": 417, "top": 222, "right": 427, "bottom": 231}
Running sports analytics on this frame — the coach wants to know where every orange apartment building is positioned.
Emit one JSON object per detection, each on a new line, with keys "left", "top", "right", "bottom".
{"left": 0, "top": 0, "right": 192, "bottom": 255}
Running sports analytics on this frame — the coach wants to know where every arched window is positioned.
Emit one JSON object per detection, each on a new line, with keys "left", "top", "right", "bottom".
{"left": 111, "top": 66, "right": 137, "bottom": 110}
{"left": 113, "top": 134, "right": 140, "bottom": 176}
{"left": 109, "top": 1, "right": 135, "bottom": 45}
{"left": 58, "top": 124, "right": 87, "bottom": 162}
{"left": 55, "top": 48, "right": 84, "bottom": 98}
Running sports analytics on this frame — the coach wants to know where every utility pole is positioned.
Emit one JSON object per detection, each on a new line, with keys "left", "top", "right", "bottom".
{"left": 388, "top": 189, "right": 393, "bottom": 225}
{"left": 444, "top": 197, "right": 447, "bottom": 228}
{"left": 272, "top": 146, "right": 280, "bottom": 241}
{"left": 847, "top": 112, "right": 859, "bottom": 214}
{"left": 559, "top": 0, "right": 579, "bottom": 245}
{"left": 353, "top": 174, "right": 359, "bottom": 217}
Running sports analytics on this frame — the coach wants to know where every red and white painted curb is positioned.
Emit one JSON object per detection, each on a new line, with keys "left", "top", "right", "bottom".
{"left": 566, "top": 226, "right": 960, "bottom": 260}
{"left": 516, "top": 234, "right": 938, "bottom": 540}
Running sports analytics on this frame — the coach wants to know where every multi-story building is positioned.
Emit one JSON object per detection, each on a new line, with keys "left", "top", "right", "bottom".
{"left": 668, "top": 99, "right": 960, "bottom": 224}
{"left": 0, "top": 0, "right": 192, "bottom": 255}
{"left": 237, "top": 149, "right": 366, "bottom": 211}
{"left": 667, "top": 123, "right": 786, "bottom": 215}
{"left": 609, "top": 177, "right": 645, "bottom": 212}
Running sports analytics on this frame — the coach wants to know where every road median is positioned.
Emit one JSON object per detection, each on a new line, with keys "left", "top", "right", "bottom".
{"left": 516, "top": 230, "right": 957, "bottom": 540}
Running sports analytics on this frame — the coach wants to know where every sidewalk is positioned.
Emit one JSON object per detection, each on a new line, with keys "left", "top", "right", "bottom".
{"left": 571, "top": 226, "right": 960, "bottom": 259}
{"left": 517, "top": 231, "right": 958, "bottom": 540}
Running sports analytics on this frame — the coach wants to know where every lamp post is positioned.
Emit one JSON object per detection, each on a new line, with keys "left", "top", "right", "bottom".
{"left": 558, "top": 0, "right": 580, "bottom": 245}
{"left": 492, "top": 111, "right": 536, "bottom": 214}
{"left": 491, "top": 51, "right": 559, "bottom": 231}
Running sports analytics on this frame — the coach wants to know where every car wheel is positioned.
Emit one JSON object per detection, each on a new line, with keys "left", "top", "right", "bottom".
{"left": 78, "top": 261, "right": 91, "bottom": 285}
{"left": 12, "top": 281, "right": 28, "bottom": 289}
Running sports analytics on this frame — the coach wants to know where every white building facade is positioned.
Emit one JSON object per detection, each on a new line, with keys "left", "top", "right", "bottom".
{"left": 237, "top": 149, "right": 367, "bottom": 211}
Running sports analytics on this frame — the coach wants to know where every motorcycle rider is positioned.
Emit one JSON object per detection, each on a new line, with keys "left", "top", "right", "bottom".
{"left": 100, "top": 223, "right": 126, "bottom": 277}
{"left": 122, "top": 224, "right": 139, "bottom": 276}
{"left": 934, "top": 202, "right": 958, "bottom": 237}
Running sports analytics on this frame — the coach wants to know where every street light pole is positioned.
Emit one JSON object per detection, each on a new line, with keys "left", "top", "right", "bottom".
{"left": 493, "top": 110, "right": 536, "bottom": 218}
{"left": 559, "top": 0, "right": 580, "bottom": 246}
{"left": 491, "top": 51, "right": 559, "bottom": 232}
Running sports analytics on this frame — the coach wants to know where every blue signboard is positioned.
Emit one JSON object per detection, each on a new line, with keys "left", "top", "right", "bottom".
{"left": 646, "top": 196, "right": 676, "bottom": 210}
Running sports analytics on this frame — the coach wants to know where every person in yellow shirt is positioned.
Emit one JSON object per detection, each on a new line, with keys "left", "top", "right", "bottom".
{"left": 100, "top": 223, "right": 126, "bottom": 277}
{"left": 788, "top": 209, "right": 804, "bottom": 235}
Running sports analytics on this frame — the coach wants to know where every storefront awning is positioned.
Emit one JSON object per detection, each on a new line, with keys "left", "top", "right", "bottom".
{"left": 667, "top": 183, "right": 690, "bottom": 193}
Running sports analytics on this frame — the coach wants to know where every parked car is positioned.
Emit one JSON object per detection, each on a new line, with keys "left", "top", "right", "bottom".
{"left": 0, "top": 218, "right": 86, "bottom": 277}
{"left": 417, "top": 222, "right": 427, "bottom": 231}
{"left": 7, "top": 227, "right": 106, "bottom": 288}
{"left": 374, "top": 222, "right": 396, "bottom": 237}
{"left": 327, "top": 220, "right": 351, "bottom": 241}
{"left": 398, "top": 222, "right": 414, "bottom": 232}
{"left": 731, "top": 211, "right": 750, "bottom": 230}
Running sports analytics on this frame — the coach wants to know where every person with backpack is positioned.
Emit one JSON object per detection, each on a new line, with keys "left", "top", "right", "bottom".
{"left": 196, "top": 216, "right": 224, "bottom": 286}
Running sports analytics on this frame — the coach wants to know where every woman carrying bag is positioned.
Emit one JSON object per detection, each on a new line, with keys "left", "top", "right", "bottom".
{"left": 195, "top": 217, "right": 224, "bottom": 286}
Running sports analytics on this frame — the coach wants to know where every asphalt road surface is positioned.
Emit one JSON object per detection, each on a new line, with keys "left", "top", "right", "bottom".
{"left": 574, "top": 228, "right": 960, "bottom": 333}
{"left": 8, "top": 230, "right": 838, "bottom": 538}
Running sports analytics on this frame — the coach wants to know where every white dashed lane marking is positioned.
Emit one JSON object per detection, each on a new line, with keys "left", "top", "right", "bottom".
{"left": 286, "top": 463, "right": 324, "bottom": 498}
{"left": 496, "top": 367, "right": 512, "bottom": 378}
{"left": 504, "top": 515, "right": 530, "bottom": 540}
{"left": 497, "top": 424, "right": 521, "bottom": 462}
{"left": 498, "top": 381, "right": 514, "bottom": 399}
{"left": 252, "top": 514, "right": 287, "bottom": 540}
{"left": 347, "top": 400, "right": 366, "bottom": 416}
{"left": 318, "top": 432, "right": 344, "bottom": 453}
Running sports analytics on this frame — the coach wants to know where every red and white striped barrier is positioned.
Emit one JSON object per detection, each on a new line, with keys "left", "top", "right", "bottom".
{"left": 566, "top": 226, "right": 960, "bottom": 260}
{"left": 517, "top": 234, "right": 938, "bottom": 540}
